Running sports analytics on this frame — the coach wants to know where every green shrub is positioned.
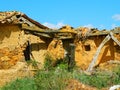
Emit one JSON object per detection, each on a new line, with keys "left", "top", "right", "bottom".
{"left": 26, "top": 59, "right": 39, "bottom": 69}
{"left": 44, "top": 54, "right": 54, "bottom": 70}
{"left": 1, "top": 62, "right": 120, "bottom": 90}
{"left": 44, "top": 54, "right": 69, "bottom": 71}
{"left": 34, "top": 70, "right": 71, "bottom": 90}
{"left": 55, "top": 58, "right": 68, "bottom": 70}
{"left": 73, "top": 69, "right": 120, "bottom": 89}
{"left": 1, "top": 78, "right": 37, "bottom": 90}
{"left": 111, "top": 65, "right": 120, "bottom": 85}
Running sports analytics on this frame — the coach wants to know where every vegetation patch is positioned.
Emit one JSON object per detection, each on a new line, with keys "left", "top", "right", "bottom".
{"left": 0, "top": 78, "right": 37, "bottom": 90}
{"left": 0, "top": 57, "right": 120, "bottom": 90}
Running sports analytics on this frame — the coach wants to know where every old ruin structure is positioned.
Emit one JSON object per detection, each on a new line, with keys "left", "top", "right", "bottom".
{"left": 0, "top": 11, "right": 50, "bottom": 69}
{"left": 0, "top": 11, "right": 120, "bottom": 71}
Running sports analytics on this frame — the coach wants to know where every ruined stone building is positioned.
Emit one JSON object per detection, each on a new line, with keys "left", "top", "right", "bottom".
{"left": 0, "top": 11, "right": 120, "bottom": 71}
{"left": 0, "top": 11, "right": 50, "bottom": 69}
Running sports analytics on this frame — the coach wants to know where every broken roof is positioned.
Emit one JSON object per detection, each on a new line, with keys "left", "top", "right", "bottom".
{"left": 0, "top": 11, "right": 49, "bottom": 29}
{"left": 0, "top": 11, "right": 120, "bottom": 39}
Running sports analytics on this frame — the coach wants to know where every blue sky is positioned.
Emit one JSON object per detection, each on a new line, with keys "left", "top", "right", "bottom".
{"left": 0, "top": 0, "right": 120, "bottom": 30}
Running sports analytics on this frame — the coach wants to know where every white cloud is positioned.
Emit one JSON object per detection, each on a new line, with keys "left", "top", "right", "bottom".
{"left": 43, "top": 22, "right": 65, "bottom": 29}
{"left": 112, "top": 14, "right": 120, "bottom": 21}
{"left": 83, "top": 24, "right": 94, "bottom": 29}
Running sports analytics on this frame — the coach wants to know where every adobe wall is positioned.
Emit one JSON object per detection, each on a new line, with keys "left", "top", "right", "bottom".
{"left": 75, "top": 35, "right": 120, "bottom": 70}
{"left": 0, "top": 24, "right": 120, "bottom": 70}
{"left": 0, "top": 24, "right": 21, "bottom": 49}
{"left": 0, "top": 24, "right": 27, "bottom": 69}
{"left": 46, "top": 36, "right": 117, "bottom": 70}
{"left": 29, "top": 35, "right": 48, "bottom": 68}
{"left": 47, "top": 39, "right": 65, "bottom": 62}
{"left": 0, "top": 24, "right": 51, "bottom": 69}
{"left": 75, "top": 37, "right": 98, "bottom": 70}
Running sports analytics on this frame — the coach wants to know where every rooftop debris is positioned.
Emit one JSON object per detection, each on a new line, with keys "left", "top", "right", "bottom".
{"left": 0, "top": 11, "right": 49, "bottom": 29}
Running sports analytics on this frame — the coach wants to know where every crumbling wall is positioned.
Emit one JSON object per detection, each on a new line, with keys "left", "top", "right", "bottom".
{"left": 1, "top": 24, "right": 120, "bottom": 70}
{"left": 75, "top": 35, "right": 120, "bottom": 70}
{"left": 29, "top": 35, "right": 48, "bottom": 67}
{"left": 47, "top": 38, "right": 65, "bottom": 63}
{"left": 0, "top": 24, "right": 27, "bottom": 69}
{"left": 0, "top": 24, "right": 29, "bottom": 49}
{"left": 75, "top": 38, "right": 97, "bottom": 69}
{"left": 0, "top": 24, "right": 50, "bottom": 69}
{"left": 0, "top": 25, "right": 20, "bottom": 50}
{"left": 45, "top": 30, "right": 120, "bottom": 70}
{"left": 96, "top": 39, "right": 115, "bottom": 65}
{"left": 0, "top": 47, "right": 24, "bottom": 69}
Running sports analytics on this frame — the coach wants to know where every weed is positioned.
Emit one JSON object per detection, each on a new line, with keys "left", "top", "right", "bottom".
{"left": 44, "top": 54, "right": 54, "bottom": 70}
{"left": 26, "top": 59, "right": 39, "bottom": 69}
{"left": 1, "top": 78, "right": 37, "bottom": 90}
{"left": 1, "top": 59, "right": 120, "bottom": 90}
{"left": 34, "top": 70, "right": 70, "bottom": 90}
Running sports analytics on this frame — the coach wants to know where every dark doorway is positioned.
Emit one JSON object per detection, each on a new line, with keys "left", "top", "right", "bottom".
{"left": 23, "top": 41, "right": 31, "bottom": 61}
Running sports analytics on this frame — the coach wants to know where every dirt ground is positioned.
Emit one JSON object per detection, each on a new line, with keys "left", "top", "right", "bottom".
{"left": 66, "top": 79, "right": 97, "bottom": 90}
{"left": 0, "top": 61, "right": 33, "bottom": 87}
{"left": 0, "top": 61, "right": 119, "bottom": 90}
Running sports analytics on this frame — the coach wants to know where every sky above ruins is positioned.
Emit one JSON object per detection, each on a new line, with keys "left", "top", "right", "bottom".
{"left": 0, "top": 0, "right": 120, "bottom": 30}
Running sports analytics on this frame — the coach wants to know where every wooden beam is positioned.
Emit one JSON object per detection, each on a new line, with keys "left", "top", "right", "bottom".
{"left": 68, "top": 44, "right": 76, "bottom": 71}
{"left": 33, "top": 32, "right": 52, "bottom": 38}
{"left": 22, "top": 23, "right": 120, "bottom": 40}
{"left": 88, "top": 31, "right": 109, "bottom": 36}
{"left": 110, "top": 32, "right": 120, "bottom": 46}
{"left": 22, "top": 24, "right": 45, "bottom": 32}
{"left": 86, "top": 34, "right": 111, "bottom": 72}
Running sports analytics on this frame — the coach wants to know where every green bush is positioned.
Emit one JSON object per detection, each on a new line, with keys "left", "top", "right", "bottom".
{"left": 1, "top": 61, "right": 120, "bottom": 90}
{"left": 26, "top": 59, "right": 39, "bottom": 69}
{"left": 34, "top": 70, "right": 71, "bottom": 90}
{"left": 111, "top": 65, "right": 120, "bottom": 85}
{"left": 76, "top": 73, "right": 110, "bottom": 88}
{"left": 44, "top": 54, "right": 69, "bottom": 71}
{"left": 73, "top": 68, "right": 120, "bottom": 89}
{"left": 1, "top": 78, "right": 37, "bottom": 90}
{"left": 44, "top": 54, "right": 54, "bottom": 70}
